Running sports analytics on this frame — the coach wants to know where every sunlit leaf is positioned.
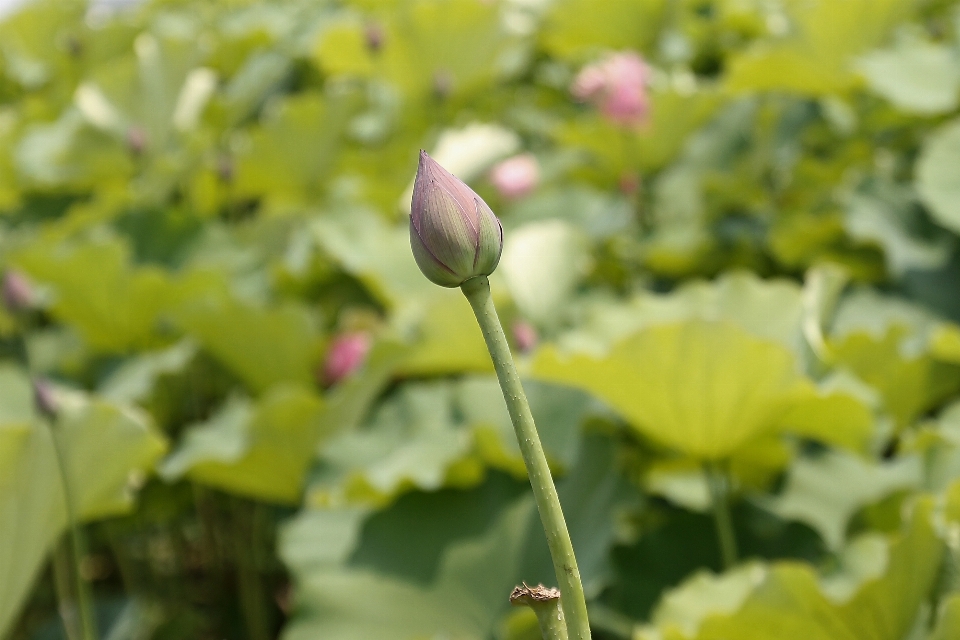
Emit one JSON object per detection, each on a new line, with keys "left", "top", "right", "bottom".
{"left": 535, "top": 320, "right": 813, "bottom": 460}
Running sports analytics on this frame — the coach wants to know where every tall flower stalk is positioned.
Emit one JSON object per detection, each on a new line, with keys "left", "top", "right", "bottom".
{"left": 409, "top": 152, "right": 591, "bottom": 640}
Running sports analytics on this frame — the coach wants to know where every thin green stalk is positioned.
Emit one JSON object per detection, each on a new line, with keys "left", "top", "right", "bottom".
{"left": 48, "top": 419, "right": 99, "bottom": 640}
{"left": 230, "top": 497, "right": 271, "bottom": 640}
{"left": 510, "top": 585, "right": 568, "bottom": 640}
{"left": 51, "top": 540, "right": 80, "bottom": 640}
{"left": 461, "top": 276, "right": 591, "bottom": 640}
{"left": 704, "top": 460, "right": 738, "bottom": 570}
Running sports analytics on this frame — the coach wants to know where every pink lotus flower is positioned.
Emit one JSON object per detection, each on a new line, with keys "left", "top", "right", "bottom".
{"left": 321, "top": 332, "right": 372, "bottom": 387}
{"left": 512, "top": 320, "right": 538, "bottom": 353}
{"left": 571, "top": 52, "right": 651, "bottom": 128}
{"left": 489, "top": 153, "right": 540, "bottom": 200}
{"left": 2, "top": 269, "right": 34, "bottom": 312}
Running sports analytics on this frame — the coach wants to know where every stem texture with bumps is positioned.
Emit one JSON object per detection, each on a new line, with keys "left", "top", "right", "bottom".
{"left": 461, "top": 276, "right": 591, "bottom": 640}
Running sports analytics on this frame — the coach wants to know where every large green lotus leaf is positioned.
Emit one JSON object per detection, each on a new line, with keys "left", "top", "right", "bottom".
{"left": 533, "top": 320, "right": 809, "bottom": 460}
{"left": 640, "top": 498, "right": 941, "bottom": 640}
{"left": 457, "top": 376, "right": 594, "bottom": 477}
{"left": 306, "top": 381, "right": 481, "bottom": 507}
{"left": 306, "top": 376, "right": 596, "bottom": 507}
{"left": 760, "top": 450, "right": 922, "bottom": 550}
{"left": 11, "top": 238, "right": 178, "bottom": 352}
{"left": 556, "top": 89, "right": 721, "bottom": 175}
{"left": 15, "top": 109, "right": 133, "bottom": 191}
{"left": 0, "top": 0, "right": 87, "bottom": 90}
{"left": 635, "top": 563, "right": 767, "bottom": 639}
{"left": 844, "top": 191, "right": 951, "bottom": 277}
{"left": 557, "top": 271, "right": 805, "bottom": 359}
{"left": 830, "top": 328, "right": 960, "bottom": 430}
{"left": 75, "top": 30, "right": 211, "bottom": 144}
{"left": 726, "top": 0, "right": 913, "bottom": 95}
{"left": 689, "top": 499, "right": 941, "bottom": 640}
{"left": 175, "top": 293, "right": 321, "bottom": 393}
{"left": 916, "top": 118, "right": 960, "bottom": 235}
{"left": 97, "top": 339, "right": 198, "bottom": 404}
{"left": 281, "top": 477, "right": 534, "bottom": 640}
{"left": 311, "top": 207, "right": 432, "bottom": 308}
{"left": 160, "top": 384, "right": 326, "bottom": 504}
{"left": 931, "top": 324, "right": 960, "bottom": 364}
{"left": 930, "top": 594, "right": 960, "bottom": 640}
{"left": 827, "top": 289, "right": 960, "bottom": 428}
{"left": 233, "top": 91, "right": 356, "bottom": 205}
{"left": 315, "top": 0, "right": 510, "bottom": 100}
{"left": 857, "top": 39, "right": 960, "bottom": 115}
{"left": 0, "top": 364, "right": 166, "bottom": 639}
{"left": 395, "top": 293, "right": 493, "bottom": 376}
{"left": 540, "top": 0, "right": 666, "bottom": 61}
{"left": 778, "top": 388, "right": 874, "bottom": 454}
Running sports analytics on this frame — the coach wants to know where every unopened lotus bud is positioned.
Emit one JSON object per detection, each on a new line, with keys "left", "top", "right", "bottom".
{"left": 2, "top": 270, "right": 34, "bottom": 312}
{"left": 410, "top": 150, "right": 504, "bottom": 287}
{"left": 33, "top": 377, "right": 59, "bottom": 418}
{"left": 320, "top": 331, "right": 372, "bottom": 387}
{"left": 126, "top": 125, "right": 147, "bottom": 156}
{"left": 512, "top": 320, "right": 538, "bottom": 353}
{"left": 364, "top": 22, "right": 384, "bottom": 53}
{"left": 489, "top": 153, "right": 540, "bottom": 200}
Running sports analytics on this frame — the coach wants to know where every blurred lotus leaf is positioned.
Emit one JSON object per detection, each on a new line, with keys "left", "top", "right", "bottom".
{"left": 726, "top": 0, "right": 913, "bottom": 95}
{"left": 638, "top": 498, "right": 942, "bottom": 640}
{"left": 0, "top": 364, "right": 166, "bottom": 638}
{"left": 535, "top": 320, "right": 872, "bottom": 460}
{"left": 160, "top": 383, "right": 326, "bottom": 504}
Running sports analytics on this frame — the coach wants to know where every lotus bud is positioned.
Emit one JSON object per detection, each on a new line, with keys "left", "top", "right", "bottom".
{"left": 512, "top": 319, "right": 538, "bottom": 353}
{"left": 320, "top": 331, "right": 372, "bottom": 388}
{"left": 33, "top": 377, "right": 59, "bottom": 418}
{"left": 364, "top": 22, "right": 384, "bottom": 53}
{"left": 489, "top": 153, "right": 540, "bottom": 200}
{"left": 2, "top": 269, "right": 34, "bottom": 312}
{"left": 410, "top": 150, "right": 504, "bottom": 287}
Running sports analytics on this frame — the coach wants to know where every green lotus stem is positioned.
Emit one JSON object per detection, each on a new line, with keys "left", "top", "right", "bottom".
{"left": 48, "top": 419, "right": 99, "bottom": 640}
{"left": 704, "top": 460, "right": 738, "bottom": 570}
{"left": 462, "top": 276, "right": 591, "bottom": 640}
{"left": 510, "top": 584, "right": 568, "bottom": 640}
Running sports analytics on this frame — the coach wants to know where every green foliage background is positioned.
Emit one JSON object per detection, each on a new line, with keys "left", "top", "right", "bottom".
{"left": 3, "top": 0, "right": 960, "bottom": 638}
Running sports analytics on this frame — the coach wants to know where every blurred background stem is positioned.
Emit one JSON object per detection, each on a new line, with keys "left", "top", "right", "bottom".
{"left": 48, "top": 420, "right": 99, "bottom": 640}
{"left": 231, "top": 497, "right": 271, "bottom": 640}
{"left": 704, "top": 460, "right": 738, "bottom": 570}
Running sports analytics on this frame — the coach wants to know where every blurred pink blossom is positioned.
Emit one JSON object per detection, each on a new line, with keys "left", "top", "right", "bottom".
{"left": 512, "top": 320, "right": 538, "bottom": 353}
{"left": 321, "top": 332, "right": 372, "bottom": 387}
{"left": 2, "top": 269, "right": 34, "bottom": 312}
{"left": 571, "top": 52, "right": 651, "bottom": 127}
{"left": 489, "top": 153, "right": 540, "bottom": 200}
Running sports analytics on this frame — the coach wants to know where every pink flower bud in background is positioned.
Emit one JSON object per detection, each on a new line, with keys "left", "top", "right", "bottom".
{"left": 321, "top": 331, "right": 372, "bottom": 387}
{"left": 364, "top": 22, "right": 384, "bottom": 53}
{"left": 126, "top": 125, "right": 148, "bottom": 156}
{"left": 489, "top": 153, "right": 540, "bottom": 200}
{"left": 2, "top": 269, "right": 35, "bottom": 312}
{"left": 512, "top": 320, "right": 538, "bottom": 353}
{"left": 571, "top": 52, "right": 651, "bottom": 128}
{"left": 33, "top": 377, "right": 59, "bottom": 418}
{"left": 619, "top": 171, "right": 641, "bottom": 195}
